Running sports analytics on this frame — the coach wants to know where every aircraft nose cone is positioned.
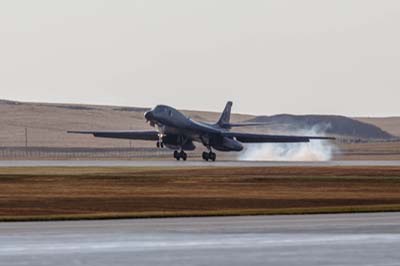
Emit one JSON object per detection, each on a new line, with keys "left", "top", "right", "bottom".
{"left": 144, "top": 111, "right": 154, "bottom": 121}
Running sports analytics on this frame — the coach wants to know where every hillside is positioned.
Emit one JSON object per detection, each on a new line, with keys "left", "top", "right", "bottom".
{"left": 246, "top": 114, "right": 395, "bottom": 140}
{"left": 356, "top": 117, "right": 400, "bottom": 138}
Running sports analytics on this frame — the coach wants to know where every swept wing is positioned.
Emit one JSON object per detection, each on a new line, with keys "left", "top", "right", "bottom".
{"left": 222, "top": 132, "right": 335, "bottom": 143}
{"left": 67, "top": 130, "right": 159, "bottom": 140}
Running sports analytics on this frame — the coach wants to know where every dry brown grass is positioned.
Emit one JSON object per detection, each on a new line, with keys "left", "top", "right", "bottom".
{"left": 336, "top": 142, "right": 400, "bottom": 160}
{"left": 1, "top": 166, "right": 400, "bottom": 220}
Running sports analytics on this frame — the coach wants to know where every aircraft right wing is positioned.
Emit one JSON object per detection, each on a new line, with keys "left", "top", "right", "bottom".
{"left": 67, "top": 130, "right": 159, "bottom": 140}
{"left": 222, "top": 132, "right": 335, "bottom": 143}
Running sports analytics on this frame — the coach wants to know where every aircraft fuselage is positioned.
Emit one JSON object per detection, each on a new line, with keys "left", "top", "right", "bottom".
{"left": 144, "top": 105, "right": 244, "bottom": 152}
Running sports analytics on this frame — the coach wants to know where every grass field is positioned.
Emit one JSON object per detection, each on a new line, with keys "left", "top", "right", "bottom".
{"left": 1, "top": 166, "right": 400, "bottom": 221}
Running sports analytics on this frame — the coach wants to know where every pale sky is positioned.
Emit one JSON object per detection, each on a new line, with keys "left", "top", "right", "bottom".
{"left": 1, "top": 0, "right": 400, "bottom": 116}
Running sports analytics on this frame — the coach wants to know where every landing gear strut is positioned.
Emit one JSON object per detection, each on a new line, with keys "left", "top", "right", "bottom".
{"left": 174, "top": 150, "right": 187, "bottom": 161}
{"left": 202, "top": 151, "right": 216, "bottom": 162}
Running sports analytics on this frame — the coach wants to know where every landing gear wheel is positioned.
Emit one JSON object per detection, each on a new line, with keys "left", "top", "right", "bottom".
{"left": 209, "top": 152, "right": 216, "bottom": 162}
{"left": 174, "top": 150, "right": 179, "bottom": 160}
{"left": 202, "top": 151, "right": 216, "bottom": 162}
{"left": 180, "top": 151, "right": 187, "bottom": 161}
{"left": 174, "top": 150, "right": 187, "bottom": 161}
{"left": 202, "top": 152, "right": 209, "bottom": 161}
{"left": 157, "top": 141, "right": 164, "bottom": 148}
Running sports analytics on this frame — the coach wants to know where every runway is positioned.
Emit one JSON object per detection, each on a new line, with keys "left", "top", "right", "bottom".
{"left": 1, "top": 159, "right": 400, "bottom": 167}
{"left": 1, "top": 213, "right": 400, "bottom": 266}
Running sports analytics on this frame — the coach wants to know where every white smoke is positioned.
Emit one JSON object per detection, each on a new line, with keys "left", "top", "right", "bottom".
{"left": 239, "top": 125, "right": 337, "bottom": 161}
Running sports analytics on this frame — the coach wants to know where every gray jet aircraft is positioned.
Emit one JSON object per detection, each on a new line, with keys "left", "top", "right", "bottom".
{"left": 68, "top": 102, "right": 334, "bottom": 161}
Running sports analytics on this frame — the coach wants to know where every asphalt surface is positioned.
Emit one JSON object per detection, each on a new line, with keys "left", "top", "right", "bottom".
{"left": 1, "top": 160, "right": 400, "bottom": 167}
{"left": 0, "top": 213, "right": 400, "bottom": 266}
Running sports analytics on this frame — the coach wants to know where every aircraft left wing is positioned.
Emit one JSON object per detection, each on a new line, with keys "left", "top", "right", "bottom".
{"left": 67, "top": 130, "right": 159, "bottom": 140}
{"left": 222, "top": 132, "right": 335, "bottom": 143}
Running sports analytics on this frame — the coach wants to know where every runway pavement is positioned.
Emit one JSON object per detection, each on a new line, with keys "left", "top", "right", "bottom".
{"left": 0, "top": 213, "right": 400, "bottom": 266}
{"left": 1, "top": 159, "right": 400, "bottom": 167}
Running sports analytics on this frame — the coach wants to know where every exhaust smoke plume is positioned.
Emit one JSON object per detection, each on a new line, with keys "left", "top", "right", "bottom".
{"left": 239, "top": 125, "right": 337, "bottom": 161}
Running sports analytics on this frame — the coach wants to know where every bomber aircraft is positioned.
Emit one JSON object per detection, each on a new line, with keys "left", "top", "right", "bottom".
{"left": 68, "top": 102, "right": 334, "bottom": 161}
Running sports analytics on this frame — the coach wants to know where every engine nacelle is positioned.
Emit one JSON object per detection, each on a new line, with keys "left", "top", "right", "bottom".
{"left": 211, "top": 137, "right": 243, "bottom": 152}
{"left": 162, "top": 134, "right": 196, "bottom": 151}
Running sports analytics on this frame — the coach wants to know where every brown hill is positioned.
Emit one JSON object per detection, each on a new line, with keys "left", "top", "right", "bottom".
{"left": 356, "top": 117, "right": 400, "bottom": 138}
{"left": 246, "top": 114, "right": 394, "bottom": 140}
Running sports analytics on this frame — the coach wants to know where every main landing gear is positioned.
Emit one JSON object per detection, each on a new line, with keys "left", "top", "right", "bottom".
{"left": 174, "top": 150, "right": 187, "bottom": 161}
{"left": 202, "top": 151, "right": 216, "bottom": 162}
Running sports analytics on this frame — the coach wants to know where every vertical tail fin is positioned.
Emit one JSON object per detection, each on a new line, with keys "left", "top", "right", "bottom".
{"left": 217, "top": 101, "right": 233, "bottom": 127}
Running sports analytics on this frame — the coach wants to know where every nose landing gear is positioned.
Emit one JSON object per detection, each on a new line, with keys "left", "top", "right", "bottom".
{"left": 202, "top": 151, "right": 216, "bottom": 162}
{"left": 174, "top": 150, "right": 187, "bottom": 161}
{"left": 156, "top": 141, "right": 164, "bottom": 148}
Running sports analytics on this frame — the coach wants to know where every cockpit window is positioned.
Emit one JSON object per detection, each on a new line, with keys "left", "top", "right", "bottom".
{"left": 154, "top": 106, "right": 165, "bottom": 113}
{"left": 154, "top": 105, "right": 174, "bottom": 116}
